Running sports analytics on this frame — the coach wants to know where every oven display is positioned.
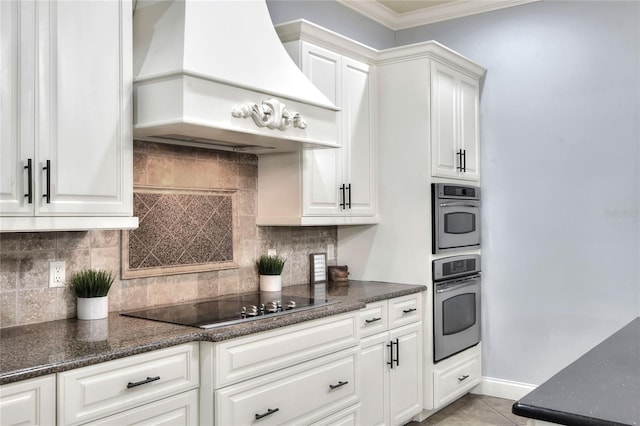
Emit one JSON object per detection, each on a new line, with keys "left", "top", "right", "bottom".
{"left": 443, "top": 259, "right": 476, "bottom": 276}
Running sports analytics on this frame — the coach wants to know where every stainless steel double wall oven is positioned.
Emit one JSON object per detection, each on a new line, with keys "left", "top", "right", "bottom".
{"left": 431, "top": 183, "right": 482, "bottom": 363}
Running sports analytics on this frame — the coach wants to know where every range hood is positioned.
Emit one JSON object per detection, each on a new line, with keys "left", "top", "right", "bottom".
{"left": 132, "top": 0, "right": 339, "bottom": 154}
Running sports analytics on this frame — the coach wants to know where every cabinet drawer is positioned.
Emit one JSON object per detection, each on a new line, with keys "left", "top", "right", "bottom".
{"left": 215, "top": 348, "right": 358, "bottom": 426}
{"left": 309, "top": 403, "right": 360, "bottom": 426}
{"left": 433, "top": 346, "right": 481, "bottom": 409}
{"left": 84, "top": 389, "right": 198, "bottom": 426}
{"left": 359, "top": 301, "right": 388, "bottom": 338}
{"left": 211, "top": 312, "right": 358, "bottom": 388}
{"left": 0, "top": 375, "right": 56, "bottom": 426}
{"left": 388, "top": 293, "right": 422, "bottom": 329}
{"left": 58, "top": 343, "right": 199, "bottom": 425}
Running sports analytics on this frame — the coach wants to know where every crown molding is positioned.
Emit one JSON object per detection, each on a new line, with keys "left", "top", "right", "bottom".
{"left": 337, "top": 0, "right": 540, "bottom": 30}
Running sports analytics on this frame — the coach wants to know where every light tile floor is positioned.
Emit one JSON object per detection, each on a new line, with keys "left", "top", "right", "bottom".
{"left": 409, "top": 394, "right": 529, "bottom": 426}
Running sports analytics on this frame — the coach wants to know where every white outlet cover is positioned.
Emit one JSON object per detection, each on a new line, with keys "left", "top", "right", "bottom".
{"left": 49, "top": 261, "right": 66, "bottom": 288}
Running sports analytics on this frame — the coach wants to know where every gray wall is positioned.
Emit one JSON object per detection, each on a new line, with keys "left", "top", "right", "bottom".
{"left": 268, "top": 0, "right": 640, "bottom": 385}
{"left": 398, "top": 0, "right": 640, "bottom": 385}
{"left": 266, "top": 0, "right": 395, "bottom": 49}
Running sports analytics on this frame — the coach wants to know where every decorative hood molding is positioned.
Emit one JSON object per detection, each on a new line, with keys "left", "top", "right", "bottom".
{"left": 132, "top": 0, "right": 339, "bottom": 154}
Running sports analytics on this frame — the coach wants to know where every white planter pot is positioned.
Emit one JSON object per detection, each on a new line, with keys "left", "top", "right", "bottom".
{"left": 260, "top": 275, "right": 282, "bottom": 292}
{"left": 77, "top": 296, "right": 109, "bottom": 320}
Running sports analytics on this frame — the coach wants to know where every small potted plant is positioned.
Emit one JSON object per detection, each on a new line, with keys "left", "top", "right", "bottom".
{"left": 69, "top": 269, "right": 114, "bottom": 320}
{"left": 256, "top": 254, "right": 286, "bottom": 291}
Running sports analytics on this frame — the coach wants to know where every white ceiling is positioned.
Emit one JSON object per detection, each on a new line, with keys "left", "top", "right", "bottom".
{"left": 337, "top": 0, "right": 539, "bottom": 30}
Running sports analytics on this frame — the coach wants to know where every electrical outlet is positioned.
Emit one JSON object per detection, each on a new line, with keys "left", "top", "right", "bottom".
{"left": 49, "top": 261, "right": 66, "bottom": 288}
{"left": 267, "top": 248, "right": 276, "bottom": 256}
{"left": 327, "top": 244, "right": 335, "bottom": 261}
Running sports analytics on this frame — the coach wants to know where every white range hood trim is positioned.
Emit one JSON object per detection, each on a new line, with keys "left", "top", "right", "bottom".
{"left": 134, "top": 73, "right": 341, "bottom": 154}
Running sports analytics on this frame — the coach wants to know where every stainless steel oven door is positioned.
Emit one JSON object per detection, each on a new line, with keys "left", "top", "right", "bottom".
{"left": 435, "top": 200, "right": 480, "bottom": 252}
{"left": 434, "top": 274, "right": 481, "bottom": 362}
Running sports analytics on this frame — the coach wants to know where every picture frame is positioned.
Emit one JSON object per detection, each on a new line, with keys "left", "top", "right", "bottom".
{"left": 309, "top": 253, "right": 327, "bottom": 283}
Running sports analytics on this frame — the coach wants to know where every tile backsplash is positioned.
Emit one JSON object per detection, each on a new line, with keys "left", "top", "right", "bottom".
{"left": 0, "top": 142, "right": 337, "bottom": 328}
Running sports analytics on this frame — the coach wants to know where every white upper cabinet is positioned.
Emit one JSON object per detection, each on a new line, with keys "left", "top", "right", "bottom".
{"left": 0, "top": 0, "right": 136, "bottom": 232}
{"left": 257, "top": 22, "right": 377, "bottom": 226}
{"left": 431, "top": 61, "right": 481, "bottom": 181}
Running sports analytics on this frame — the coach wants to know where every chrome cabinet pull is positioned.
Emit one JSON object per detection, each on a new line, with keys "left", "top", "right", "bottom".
{"left": 458, "top": 374, "right": 470, "bottom": 382}
{"left": 42, "top": 160, "right": 51, "bottom": 204}
{"left": 402, "top": 308, "right": 417, "bottom": 314}
{"left": 255, "top": 408, "right": 279, "bottom": 420}
{"left": 24, "top": 159, "right": 33, "bottom": 204}
{"left": 126, "top": 375, "right": 160, "bottom": 388}
{"left": 365, "top": 317, "right": 381, "bottom": 323}
{"left": 346, "top": 183, "right": 351, "bottom": 209}
{"left": 339, "top": 184, "right": 346, "bottom": 209}
{"left": 329, "top": 380, "right": 349, "bottom": 390}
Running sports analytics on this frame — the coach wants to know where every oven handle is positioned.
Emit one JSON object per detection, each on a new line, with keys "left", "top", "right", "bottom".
{"left": 436, "top": 277, "right": 480, "bottom": 294}
{"left": 439, "top": 200, "right": 479, "bottom": 208}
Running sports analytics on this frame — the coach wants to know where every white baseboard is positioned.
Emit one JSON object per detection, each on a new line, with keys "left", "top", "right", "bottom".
{"left": 471, "top": 376, "right": 536, "bottom": 401}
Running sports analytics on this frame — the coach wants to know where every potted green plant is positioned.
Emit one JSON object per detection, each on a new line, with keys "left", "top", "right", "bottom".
{"left": 256, "top": 254, "right": 286, "bottom": 291}
{"left": 69, "top": 269, "right": 114, "bottom": 320}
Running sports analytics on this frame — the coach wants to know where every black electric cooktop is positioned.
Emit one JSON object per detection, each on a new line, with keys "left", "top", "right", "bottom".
{"left": 121, "top": 292, "right": 338, "bottom": 329}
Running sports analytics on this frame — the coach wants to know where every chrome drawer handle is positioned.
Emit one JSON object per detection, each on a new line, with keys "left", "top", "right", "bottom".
{"left": 255, "top": 408, "right": 279, "bottom": 420}
{"left": 458, "top": 374, "right": 470, "bottom": 382}
{"left": 403, "top": 308, "right": 417, "bottom": 314}
{"left": 127, "top": 376, "right": 160, "bottom": 389}
{"left": 329, "top": 380, "right": 349, "bottom": 390}
{"left": 365, "top": 317, "right": 381, "bottom": 323}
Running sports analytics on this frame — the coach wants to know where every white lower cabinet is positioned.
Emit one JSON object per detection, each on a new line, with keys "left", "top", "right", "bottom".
{"left": 359, "top": 294, "right": 423, "bottom": 426}
{"left": 215, "top": 348, "right": 358, "bottom": 425}
{"left": 432, "top": 344, "right": 482, "bottom": 410}
{"left": 0, "top": 375, "right": 56, "bottom": 426}
{"left": 58, "top": 343, "right": 199, "bottom": 426}
{"left": 200, "top": 311, "right": 360, "bottom": 426}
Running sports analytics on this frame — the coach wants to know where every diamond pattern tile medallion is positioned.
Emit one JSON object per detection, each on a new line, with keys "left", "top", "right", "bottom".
{"left": 122, "top": 187, "right": 238, "bottom": 279}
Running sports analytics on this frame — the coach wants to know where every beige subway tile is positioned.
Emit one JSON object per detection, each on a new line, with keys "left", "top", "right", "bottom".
{"left": 197, "top": 271, "right": 220, "bottom": 299}
{"left": 18, "top": 251, "right": 56, "bottom": 288}
{"left": 17, "top": 288, "right": 57, "bottom": 325}
{"left": 56, "top": 231, "right": 90, "bottom": 250}
{"left": 146, "top": 155, "right": 176, "bottom": 187}
{"left": 0, "top": 233, "right": 20, "bottom": 251}
{"left": 194, "top": 160, "right": 219, "bottom": 189}
{"left": 173, "top": 157, "right": 200, "bottom": 188}
{"left": 133, "top": 151, "right": 150, "bottom": 185}
{"left": 119, "top": 279, "right": 149, "bottom": 311}
{"left": 1, "top": 253, "right": 19, "bottom": 291}
{"left": 237, "top": 190, "right": 257, "bottom": 216}
{"left": 90, "top": 246, "right": 120, "bottom": 277}
{"left": 217, "top": 161, "right": 238, "bottom": 188}
{"left": 90, "top": 230, "right": 120, "bottom": 248}
{"left": 20, "top": 233, "right": 56, "bottom": 251}
{"left": 0, "top": 291, "right": 17, "bottom": 327}
{"left": 59, "top": 249, "right": 91, "bottom": 282}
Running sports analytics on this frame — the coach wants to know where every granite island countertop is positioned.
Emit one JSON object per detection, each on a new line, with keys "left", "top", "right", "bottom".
{"left": 0, "top": 280, "right": 425, "bottom": 385}
{"left": 512, "top": 317, "right": 640, "bottom": 426}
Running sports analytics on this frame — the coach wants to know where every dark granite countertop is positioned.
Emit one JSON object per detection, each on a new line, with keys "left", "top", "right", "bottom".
{"left": 512, "top": 317, "right": 640, "bottom": 426}
{"left": 0, "top": 280, "right": 425, "bottom": 385}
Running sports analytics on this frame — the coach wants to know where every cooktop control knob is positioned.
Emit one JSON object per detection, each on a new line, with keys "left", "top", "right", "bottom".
{"left": 286, "top": 300, "right": 296, "bottom": 310}
{"left": 245, "top": 305, "right": 258, "bottom": 317}
{"left": 265, "top": 301, "right": 278, "bottom": 313}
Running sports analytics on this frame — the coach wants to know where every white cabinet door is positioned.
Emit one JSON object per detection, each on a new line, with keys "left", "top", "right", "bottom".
{"left": 0, "top": 0, "right": 34, "bottom": 216}
{"left": 257, "top": 33, "right": 378, "bottom": 226}
{"left": 389, "top": 322, "right": 423, "bottom": 426}
{"left": 431, "top": 61, "right": 480, "bottom": 181}
{"left": 458, "top": 74, "right": 480, "bottom": 180}
{"left": 302, "top": 43, "right": 343, "bottom": 216}
{"left": 342, "top": 57, "right": 376, "bottom": 216}
{"left": 0, "top": 0, "right": 135, "bottom": 231}
{"left": 0, "top": 375, "right": 56, "bottom": 426}
{"left": 36, "top": 0, "right": 133, "bottom": 216}
{"left": 359, "top": 333, "right": 389, "bottom": 426}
